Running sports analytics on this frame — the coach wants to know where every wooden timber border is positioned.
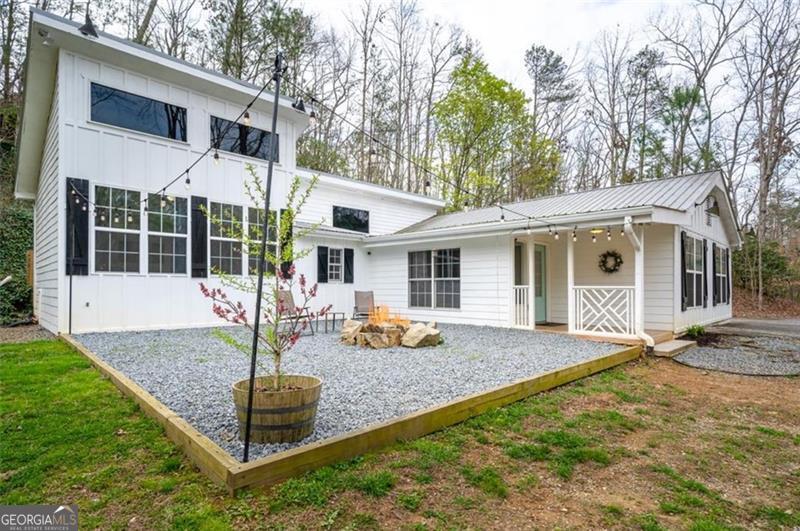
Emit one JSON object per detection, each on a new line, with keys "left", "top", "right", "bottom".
{"left": 62, "top": 334, "right": 641, "bottom": 493}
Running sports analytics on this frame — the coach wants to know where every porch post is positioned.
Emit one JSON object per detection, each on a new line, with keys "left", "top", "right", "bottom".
{"left": 527, "top": 237, "right": 535, "bottom": 329}
{"left": 567, "top": 234, "right": 575, "bottom": 333}
{"left": 634, "top": 227, "right": 645, "bottom": 337}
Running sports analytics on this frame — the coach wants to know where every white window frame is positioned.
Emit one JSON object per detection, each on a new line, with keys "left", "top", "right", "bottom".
{"left": 408, "top": 248, "right": 461, "bottom": 310}
{"left": 328, "top": 247, "right": 344, "bottom": 283}
{"left": 684, "top": 235, "right": 704, "bottom": 309}
{"left": 209, "top": 201, "right": 243, "bottom": 276}
{"left": 246, "top": 207, "right": 278, "bottom": 275}
{"left": 146, "top": 193, "right": 188, "bottom": 275}
{"left": 715, "top": 245, "right": 729, "bottom": 305}
{"left": 93, "top": 185, "right": 142, "bottom": 274}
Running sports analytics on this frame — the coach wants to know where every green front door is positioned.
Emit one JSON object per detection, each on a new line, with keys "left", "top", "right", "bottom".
{"left": 534, "top": 244, "right": 547, "bottom": 323}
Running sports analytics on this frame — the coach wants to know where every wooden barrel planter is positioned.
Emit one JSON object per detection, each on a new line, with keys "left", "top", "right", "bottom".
{"left": 231, "top": 375, "right": 322, "bottom": 444}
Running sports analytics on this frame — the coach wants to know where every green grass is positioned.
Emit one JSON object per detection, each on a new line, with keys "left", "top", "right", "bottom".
{"left": 3, "top": 339, "right": 798, "bottom": 530}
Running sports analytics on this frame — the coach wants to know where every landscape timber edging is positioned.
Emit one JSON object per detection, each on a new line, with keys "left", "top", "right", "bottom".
{"left": 61, "top": 333, "right": 641, "bottom": 493}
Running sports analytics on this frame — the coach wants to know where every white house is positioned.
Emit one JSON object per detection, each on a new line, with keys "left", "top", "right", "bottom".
{"left": 15, "top": 9, "right": 741, "bottom": 346}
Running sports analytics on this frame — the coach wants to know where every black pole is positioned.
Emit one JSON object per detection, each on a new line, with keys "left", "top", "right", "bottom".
{"left": 243, "top": 52, "right": 285, "bottom": 462}
{"left": 68, "top": 197, "right": 75, "bottom": 335}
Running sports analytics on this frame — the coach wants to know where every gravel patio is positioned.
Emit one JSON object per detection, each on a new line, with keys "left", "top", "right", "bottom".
{"left": 675, "top": 334, "right": 800, "bottom": 376}
{"left": 76, "top": 324, "right": 621, "bottom": 461}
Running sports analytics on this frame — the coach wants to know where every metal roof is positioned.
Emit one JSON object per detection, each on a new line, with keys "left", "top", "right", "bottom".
{"left": 398, "top": 171, "right": 722, "bottom": 234}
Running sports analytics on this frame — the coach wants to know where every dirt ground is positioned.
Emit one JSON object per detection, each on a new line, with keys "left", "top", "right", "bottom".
{"left": 0, "top": 324, "right": 53, "bottom": 344}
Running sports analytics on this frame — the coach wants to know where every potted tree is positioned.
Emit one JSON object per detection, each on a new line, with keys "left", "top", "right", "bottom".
{"left": 200, "top": 166, "right": 329, "bottom": 444}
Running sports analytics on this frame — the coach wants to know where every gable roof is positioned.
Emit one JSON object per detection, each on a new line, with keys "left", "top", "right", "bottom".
{"left": 399, "top": 171, "right": 723, "bottom": 234}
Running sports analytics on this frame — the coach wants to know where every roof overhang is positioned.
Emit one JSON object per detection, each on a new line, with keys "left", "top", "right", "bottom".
{"left": 15, "top": 8, "right": 311, "bottom": 199}
{"left": 364, "top": 207, "right": 656, "bottom": 248}
{"left": 297, "top": 169, "right": 445, "bottom": 208}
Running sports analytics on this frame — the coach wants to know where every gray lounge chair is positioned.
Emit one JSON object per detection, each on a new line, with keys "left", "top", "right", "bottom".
{"left": 353, "top": 291, "right": 374, "bottom": 320}
{"left": 278, "top": 289, "right": 314, "bottom": 335}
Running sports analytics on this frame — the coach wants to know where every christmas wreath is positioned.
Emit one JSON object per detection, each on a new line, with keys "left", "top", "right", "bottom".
{"left": 599, "top": 250, "right": 623, "bottom": 274}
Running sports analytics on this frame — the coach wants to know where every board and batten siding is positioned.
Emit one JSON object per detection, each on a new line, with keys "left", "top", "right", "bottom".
{"left": 673, "top": 201, "right": 733, "bottom": 332}
{"left": 33, "top": 78, "right": 61, "bottom": 333}
{"left": 367, "top": 235, "right": 512, "bottom": 327}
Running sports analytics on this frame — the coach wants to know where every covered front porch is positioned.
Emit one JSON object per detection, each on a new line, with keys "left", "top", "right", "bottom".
{"left": 510, "top": 217, "right": 669, "bottom": 347}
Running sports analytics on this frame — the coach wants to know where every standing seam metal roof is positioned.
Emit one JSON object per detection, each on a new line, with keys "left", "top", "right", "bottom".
{"left": 397, "top": 171, "right": 721, "bottom": 234}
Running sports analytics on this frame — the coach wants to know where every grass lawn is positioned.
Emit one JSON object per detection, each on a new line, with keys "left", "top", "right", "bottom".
{"left": 2, "top": 339, "right": 799, "bottom": 530}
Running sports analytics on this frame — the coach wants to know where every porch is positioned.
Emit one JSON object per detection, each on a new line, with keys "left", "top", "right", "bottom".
{"left": 509, "top": 217, "right": 670, "bottom": 347}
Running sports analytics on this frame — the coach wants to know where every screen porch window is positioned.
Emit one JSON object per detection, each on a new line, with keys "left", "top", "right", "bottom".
{"left": 209, "top": 202, "right": 243, "bottom": 275}
{"left": 90, "top": 83, "right": 187, "bottom": 141}
{"left": 327, "top": 248, "right": 343, "bottom": 282}
{"left": 714, "top": 245, "right": 730, "bottom": 304}
{"left": 247, "top": 207, "right": 277, "bottom": 275}
{"left": 408, "top": 249, "right": 460, "bottom": 309}
{"left": 684, "top": 235, "right": 704, "bottom": 308}
{"left": 147, "top": 194, "right": 188, "bottom": 274}
{"left": 94, "top": 186, "right": 141, "bottom": 273}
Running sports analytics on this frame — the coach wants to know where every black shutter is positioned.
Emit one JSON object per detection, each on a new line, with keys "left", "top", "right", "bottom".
{"left": 344, "top": 248, "right": 354, "bottom": 284}
{"left": 702, "top": 239, "right": 708, "bottom": 308}
{"left": 726, "top": 248, "right": 731, "bottom": 304}
{"left": 191, "top": 196, "right": 208, "bottom": 278}
{"left": 712, "top": 243, "right": 718, "bottom": 306}
{"left": 280, "top": 208, "right": 293, "bottom": 278}
{"left": 317, "top": 246, "right": 328, "bottom": 283}
{"left": 66, "top": 178, "right": 90, "bottom": 275}
{"left": 680, "top": 231, "right": 687, "bottom": 311}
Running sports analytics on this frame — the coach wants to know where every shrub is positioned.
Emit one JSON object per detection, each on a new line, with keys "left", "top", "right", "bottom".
{"left": 685, "top": 325, "right": 705, "bottom": 339}
{"left": 0, "top": 203, "right": 33, "bottom": 324}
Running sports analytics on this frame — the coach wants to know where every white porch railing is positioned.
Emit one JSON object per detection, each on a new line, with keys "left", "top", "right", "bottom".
{"left": 512, "top": 285, "right": 530, "bottom": 328}
{"left": 574, "top": 286, "right": 635, "bottom": 336}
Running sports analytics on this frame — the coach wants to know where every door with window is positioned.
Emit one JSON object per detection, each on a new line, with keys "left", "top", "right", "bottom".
{"left": 534, "top": 244, "right": 547, "bottom": 323}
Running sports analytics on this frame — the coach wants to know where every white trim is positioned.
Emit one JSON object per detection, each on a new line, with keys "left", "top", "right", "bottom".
{"left": 567, "top": 235, "right": 575, "bottom": 333}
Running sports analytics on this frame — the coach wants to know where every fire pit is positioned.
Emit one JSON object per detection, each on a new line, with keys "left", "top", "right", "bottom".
{"left": 340, "top": 306, "right": 441, "bottom": 349}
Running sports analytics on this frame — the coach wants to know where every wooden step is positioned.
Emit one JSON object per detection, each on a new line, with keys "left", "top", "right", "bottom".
{"left": 652, "top": 339, "right": 696, "bottom": 358}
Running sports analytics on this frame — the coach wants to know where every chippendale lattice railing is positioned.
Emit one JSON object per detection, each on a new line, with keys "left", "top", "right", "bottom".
{"left": 574, "top": 286, "right": 636, "bottom": 336}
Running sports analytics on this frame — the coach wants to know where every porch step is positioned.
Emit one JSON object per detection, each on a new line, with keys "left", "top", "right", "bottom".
{"left": 652, "top": 339, "right": 696, "bottom": 358}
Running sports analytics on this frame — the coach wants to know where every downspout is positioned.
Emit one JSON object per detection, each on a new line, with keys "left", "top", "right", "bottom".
{"left": 623, "top": 217, "right": 655, "bottom": 351}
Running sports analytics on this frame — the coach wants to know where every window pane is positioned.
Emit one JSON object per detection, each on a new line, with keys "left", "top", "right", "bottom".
{"left": 95, "top": 186, "right": 110, "bottom": 206}
{"left": 333, "top": 206, "right": 370, "bottom": 233}
{"left": 210, "top": 116, "right": 278, "bottom": 161}
{"left": 91, "top": 83, "right": 187, "bottom": 141}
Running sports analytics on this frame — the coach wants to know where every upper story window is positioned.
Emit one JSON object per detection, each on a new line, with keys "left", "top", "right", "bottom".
{"left": 333, "top": 206, "right": 369, "bottom": 233}
{"left": 90, "top": 83, "right": 187, "bottom": 141}
{"left": 210, "top": 116, "right": 279, "bottom": 162}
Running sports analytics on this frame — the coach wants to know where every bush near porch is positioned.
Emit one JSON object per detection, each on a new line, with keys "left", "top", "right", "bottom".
{"left": 1, "top": 339, "right": 799, "bottom": 530}
{"left": 0, "top": 203, "right": 33, "bottom": 324}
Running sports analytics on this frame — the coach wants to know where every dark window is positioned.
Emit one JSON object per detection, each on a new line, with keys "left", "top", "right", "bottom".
{"left": 333, "top": 206, "right": 370, "bottom": 233}
{"left": 90, "top": 83, "right": 187, "bottom": 141}
{"left": 683, "top": 235, "right": 704, "bottom": 309}
{"left": 210, "top": 116, "right": 279, "bottom": 162}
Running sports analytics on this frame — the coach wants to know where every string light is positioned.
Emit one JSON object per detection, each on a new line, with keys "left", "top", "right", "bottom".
{"left": 500, "top": 208, "right": 506, "bottom": 223}
{"left": 213, "top": 150, "right": 220, "bottom": 165}
{"left": 572, "top": 227, "right": 577, "bottom": 242}
{"left": 127, "top": 213, "right": 133, "bottom": 223}
{"left": 113, "top": 212, "right": 120, "bottom": 224}
{"left": 74, "top": 196, "right": 80, "bottom": 204}
{"left": 184, "top": 173, "right": 191, "bottom": 190}
{"left": 308, "top": 107, "right": 317, "bottom": 128}
{"left": 607, "top": 227, "right": 612, "bottom": 241}
{"left": 243, "top": 110, "right": 251, "bottom": 127}
{"left": 592, "top": 234, "right": 597, "bottom": 243}
{"left": 81, "top": 203, "right": 87, "bottom": 211}
{"left": 160, "top": 194, "right": 167, "bottom": 208}
{"left": 620, "top": 227, "right": 625, "bottom": 237}
{"left": 554, "top": 231, "right": 559, "bottom": 240}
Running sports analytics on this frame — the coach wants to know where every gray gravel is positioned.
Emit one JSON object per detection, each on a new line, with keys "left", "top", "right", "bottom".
{"left": 675, "top": 335, "right": 800, "bottom": 376}
{"left": 76, "top": 324, "right": 619, "bottom": 461}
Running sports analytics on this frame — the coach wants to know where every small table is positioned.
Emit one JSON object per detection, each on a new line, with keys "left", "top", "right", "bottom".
{"left": 319, "top": 312, "right": 346, "bottom": 333}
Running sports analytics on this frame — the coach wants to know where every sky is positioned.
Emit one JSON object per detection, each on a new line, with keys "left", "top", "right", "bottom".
{"left": 299, "top": 0, "right": 686, "bottom": 92}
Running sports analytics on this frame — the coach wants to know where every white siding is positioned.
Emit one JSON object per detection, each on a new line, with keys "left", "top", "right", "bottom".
{"left": 33, "top": 79, "right": 60, "bottom": 333}
{"left": 643, "top": 224, "right": 674, "bottom": 331}
{"left": 673, "top": 199, "right": 733, "bottom": 332}
{"left": 368, "top": 235, "right": 512, "bottom": 327}
{"left": 298, "top": 179, "right": 438, "bottom": 236}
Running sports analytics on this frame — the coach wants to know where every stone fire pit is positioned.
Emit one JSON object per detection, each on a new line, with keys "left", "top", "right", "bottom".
{"left": 340, "top": 319, "right": 441, "bottom": 348}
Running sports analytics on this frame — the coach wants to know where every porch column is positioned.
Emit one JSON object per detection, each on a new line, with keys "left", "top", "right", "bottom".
{"left": 634, "top": 227, "right": 645, "bottom": 337}
{"left": 527, "top": 237, "right": 535, "bottom": 329}
{"left": 567, "top": 233, "right": 575, "bottom": 333}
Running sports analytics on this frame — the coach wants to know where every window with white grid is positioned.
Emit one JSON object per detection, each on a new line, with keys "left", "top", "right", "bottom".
{"left": 328, "top": 247, "right": 343, "bottom": 282}
{"left": 684, "top": 236, "right": 704, "bottom": 308}
{"left": 94, "top": 186, "right": 141, "bottom": 273}
{"left": 147, "top": 194, "right": 187, "bottom": 274}
{"left": 209, "top": 202, "right": 243, "bottom": 275}
{"left": 247, "top": 207, "right": 277, "bottom": 275}
{"left": 408, "top": 249, "right": 460, "bottom": 309}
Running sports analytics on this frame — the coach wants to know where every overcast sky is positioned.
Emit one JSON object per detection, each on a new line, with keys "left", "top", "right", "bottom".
{"left": 299, "top": 0, "right": 684, "bottom": 92}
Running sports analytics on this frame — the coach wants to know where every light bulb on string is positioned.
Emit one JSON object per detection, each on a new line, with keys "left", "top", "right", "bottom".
{"left": 592, "top": 234, "right": 597, "bottom": 243}
{"left": 572, "top": 228, "right": 577, "bottom": 242}
{"left": 243, "top": 110, "right": 251, "bottom": 127}
{"left": 70, "top": 188, "right": 76, "bottom": 195}
{"left": 75, "top": 196, "right": 80, "bottom": 204}
{"left": 607, "top": 227, "right": 612, "bottom": 241}
{"left": 160, "top": 194, "right": 167, "bottom": 208}
{"left": 620, "top": 227, "right": 625, "bottom": 237}
{"left": 213, "top": 150, "right": 220, "bottom": 166}
{"left": 81, "top": 203, "right": 87, "bottom": 212}
{"left": 127, "top": 213, "right": 133, "bottom": 223}
{"left": 113, "top": 212, "right": 120, "bottom": 224}
{"left": 184, "top": 174, "right": 191, "bottom": 190}
{"left": 554, "top": 231, "right": 559, "bottom": 240}
{"left": 308, "top": 108, "right": 317, "bottom": 128}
